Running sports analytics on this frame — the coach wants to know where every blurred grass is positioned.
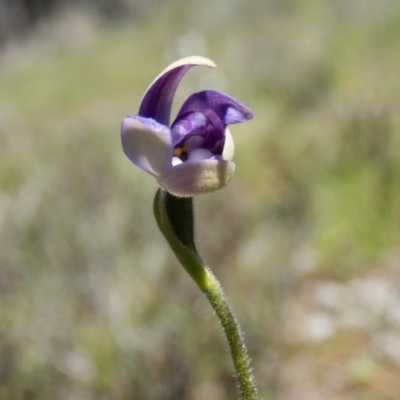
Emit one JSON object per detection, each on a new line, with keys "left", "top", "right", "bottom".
{"left": 1, "top": 0, "right": 400, "bottom": 399}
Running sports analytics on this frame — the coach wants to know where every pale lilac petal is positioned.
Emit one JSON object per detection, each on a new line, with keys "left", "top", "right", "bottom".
{"left": 121, "top": 116, "right": 172, "bottom": 177}
{"left": 186, "top": 149, "right": 213, "bottom": 163}
{"left": 157, "top": 159, "right": 235, "bottom": 197}
{"left": 175, "top": 90, "right": 253, "bottom": 125}
{"left": 139, "top": 56, "right": 216, "bottom": 125}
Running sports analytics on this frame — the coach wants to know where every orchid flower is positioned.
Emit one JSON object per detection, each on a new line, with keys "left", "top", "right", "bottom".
{"left": 121, "top": 56, "right": 253, "bottom": 197}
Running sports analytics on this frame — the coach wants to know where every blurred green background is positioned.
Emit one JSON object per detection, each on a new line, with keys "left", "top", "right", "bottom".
{"left": 1, "top": 1, "right": 400, "bottom": 399}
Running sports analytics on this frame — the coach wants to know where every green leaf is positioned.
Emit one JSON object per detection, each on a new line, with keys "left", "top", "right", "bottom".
{"left": 153, "top": 189, "right": 206, "bottom": 282}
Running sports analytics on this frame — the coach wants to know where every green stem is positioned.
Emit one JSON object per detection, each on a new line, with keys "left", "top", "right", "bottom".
{"left": 197, "top": 266, "right": 259, "bottom": 400}
{"left": 153, "top": 189, "right": 259, "bottom": 400}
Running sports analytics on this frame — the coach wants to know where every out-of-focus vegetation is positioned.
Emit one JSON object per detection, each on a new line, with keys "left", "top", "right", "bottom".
{"left": 1, "top": 0, "right": 400, "bottom": 399}
{"left": 0, "top": 0, "right": 131, "bottom": 44}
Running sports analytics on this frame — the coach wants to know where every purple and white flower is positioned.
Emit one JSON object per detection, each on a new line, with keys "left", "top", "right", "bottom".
{"left": 121, "top": 56, "right": 253, "bottom": 197}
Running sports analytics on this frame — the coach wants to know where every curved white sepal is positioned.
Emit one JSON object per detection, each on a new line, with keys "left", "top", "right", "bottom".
{"left": 148, "top": 57, "right": 217, "bottom": 93}
{"left": 157, "top": 159, "right": 235, "bottom": 197}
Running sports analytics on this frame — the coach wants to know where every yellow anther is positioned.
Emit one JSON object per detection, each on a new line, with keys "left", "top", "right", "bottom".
{"left": 173, "top": 145, "right": 187, "bottom": 158}
{"left": 174, "top": 148, "right": 183, "bottom": 157}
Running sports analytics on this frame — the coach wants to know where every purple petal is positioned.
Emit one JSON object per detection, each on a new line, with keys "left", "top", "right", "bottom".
{"left": 175, "top": 90, "right": 253, "bottom": 125}
{"left": 157, "top": 159, "right": 235, "bottom": 197}
{"left": 138, "top": 56, "right": 216, "bottom": 126}
{"left": 170, "top": 112, "right": 209, "bottom": 145}
{"left": 171, "top": 110, "right": 226, "bottom": 156}
{"left": 121, "top": 116, "right": 172, "bottom": 177}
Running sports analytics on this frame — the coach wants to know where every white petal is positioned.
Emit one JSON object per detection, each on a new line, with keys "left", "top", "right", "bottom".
{"left": 157, "top": 160, "right": 235, "bottom": 197}
{"left": 172, "top": 156, "right": 183, "bottom": 166}
{"left": 121, "top": 117, "right": 172, "bottom": 176}
{"left": 222, "top": 128, "right": 235, "bottom": 160}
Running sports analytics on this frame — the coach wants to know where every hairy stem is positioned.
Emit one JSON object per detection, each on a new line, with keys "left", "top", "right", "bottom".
{"left": 197, "top": 267, "right": 259, "bottom": 400}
